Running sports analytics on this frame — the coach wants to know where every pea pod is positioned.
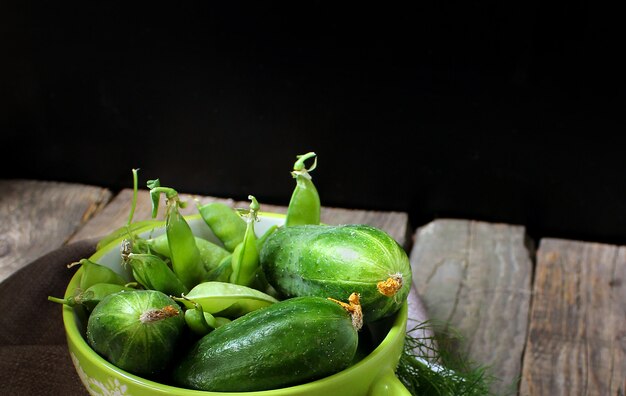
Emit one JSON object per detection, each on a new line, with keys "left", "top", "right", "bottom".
{"left": 174, "top": 281, "right": 278, "bottom": 318}
{"left": 183, "top": 299, "right": 218, "bottom": 336}
{"left": 197, "top": 201, "right": 247, "bottom": 251}
{"left": 205, "top": 254, "right": 232, "bottom": 282}
{"left": 285, "top": 151, "right": 321, "bottom": 227}
{"left": 214, "top": 316, "right": 231, "bottom": 327}
{"left": 126, "top": 252, "right": 189, "bottom": 296}
{"left": 148, "top": 179, "right": 206, "bottom": 289}
{"left": 229, "top": 195, "right": 260, "bottom": 287}
{"left": 141, "top": 233, "right": 230, "bottom": 273}
{"left": 69, "top": 258, "right": 127, "bottom": 290}
{"left": 202, "top": 223, "right": 279, "bottom": 291}
{"left": 179, "top": 296, "right": 230, "bottom": 336}
{"left": 48, "top": 282, "right": 137, "bottom": 312}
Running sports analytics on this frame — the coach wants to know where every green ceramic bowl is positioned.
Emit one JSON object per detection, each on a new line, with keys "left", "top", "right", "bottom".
{"left": 62, "top": 213, "right": 411, "bottom": 396}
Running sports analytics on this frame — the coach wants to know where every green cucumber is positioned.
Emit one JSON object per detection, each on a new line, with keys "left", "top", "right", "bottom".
{"left": 260, "top": 224, "right": 412, "bottom": 323}
{"left": 86, "top": 290, "right": 185, "bottom": 376}
{"left": 172, "top": 296, "right": 360, "bottom": 392}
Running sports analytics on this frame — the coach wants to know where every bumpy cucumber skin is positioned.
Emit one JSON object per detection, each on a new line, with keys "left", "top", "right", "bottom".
{"left": 260, "top": 224, "right": 412, "bottom": 323}
{"left": 172, "top": 296, "right": 358, "bottom": 392}
{"left": 86, "top": 290, "right": 185, "bottom": 376}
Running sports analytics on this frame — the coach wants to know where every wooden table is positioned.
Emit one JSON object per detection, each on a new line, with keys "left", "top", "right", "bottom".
{"left": 1, "top": 179, "right": 624, "bottom": 396}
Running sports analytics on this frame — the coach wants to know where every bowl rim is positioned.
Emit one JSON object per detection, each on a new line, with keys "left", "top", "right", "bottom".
{"left": 62, "top": 213, "right": 409, "bottom": 395}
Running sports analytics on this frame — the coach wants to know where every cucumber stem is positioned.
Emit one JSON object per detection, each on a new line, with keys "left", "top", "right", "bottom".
{"left": 377, "top": 273, "right": 403, "bottom": 297}
{"left": 328, "top": 292, "right": 363, "bottom": 331}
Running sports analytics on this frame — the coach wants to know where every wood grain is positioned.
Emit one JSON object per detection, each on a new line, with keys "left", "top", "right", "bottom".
{"left": 70, "top": 188, "right": 410, "bottom": 248}
{"left": 409, "top": 219, "right": 533, "bottom": 395}
{"left": 0, "top": 180, "right": 112, "bottom": 283}
{"left": 520, "top": 238, "right": 626, "bottom": 396}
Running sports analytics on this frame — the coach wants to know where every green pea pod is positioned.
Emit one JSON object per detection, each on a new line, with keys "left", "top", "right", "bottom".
{"left": 285, "top": 152, "right": 321, "bottom": 227}
{"left": 148, "top": 180, "right": 206, "bottom": 289}
{"left": 205, "top": 254, "right": 232, "bottom": 282}
{"left": 248, "top": 224, "right": 279, "bottom": 294}
{"left": 48, "top": 282, "right": 137, "bottom": 312}
{"left": 197, "top": 202, "right": 247, "bottom": 251}
{"left": 174, "top": 281, "right": 278, "bottom": 318}
{"left": 229, "top": 196, "right": 260, "bottom": 287}
{"left": 184, "top": 309, "right": 231, "bottom": 336}
{"left": 182, "top": 299, "right": 218, "bottom": 336}
{"left": 69, "top": 258, "right": 127, "bottom": 290}
{"left": 143, "top": 234, "right": 230, "bottom": 274}
{"left": 126, "top": 253, "right": 189, "bottom": 296}
{"left": 196, "top": 237, "right": 231, "bottom": 272}
{"left": 167, "top": 204, "right": 205, "bottom": 289}
{"left": 214, "top": 316, "right": 231, "bottom": 327}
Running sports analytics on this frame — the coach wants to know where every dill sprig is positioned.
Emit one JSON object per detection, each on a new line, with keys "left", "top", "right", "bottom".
{"left": 396, "top": 320, "right": 503, "bottom": 396}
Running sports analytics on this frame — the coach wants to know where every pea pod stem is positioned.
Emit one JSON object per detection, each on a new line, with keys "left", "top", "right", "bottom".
{"left": 147, "top": 179, "right": 187, "bottom": 218}
{"left": 293, "top": 151, "right": 317, "bottom": 174}
{"left": 96, "top": 169, "right": 149, "bottom": 250}
{"left": 127, "top": 168, "right": 139, "bottom": 228}
{"left": 47, "top": 296, "right": 71, "bottom": 305}
{"left": 48, "top": 282, "right": 138, "bottom": 311}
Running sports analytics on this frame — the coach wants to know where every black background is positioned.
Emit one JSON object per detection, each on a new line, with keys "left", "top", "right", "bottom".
{"left": 2, "top": 2, "right": 625, "bottom": 245}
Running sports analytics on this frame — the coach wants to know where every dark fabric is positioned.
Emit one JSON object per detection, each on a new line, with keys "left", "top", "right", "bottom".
{"left": 0, "top": 239, "right": 97, "bottom": 396}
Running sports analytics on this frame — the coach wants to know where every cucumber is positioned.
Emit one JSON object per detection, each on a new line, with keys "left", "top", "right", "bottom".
{"left": 86, "top": 290, "right": 185, "bottom": 376}
{"left": 172, "top": 296, "right": 359, "bottom": 392}
{"left": 260, "top": 224, "right": 412, "bottom": 323}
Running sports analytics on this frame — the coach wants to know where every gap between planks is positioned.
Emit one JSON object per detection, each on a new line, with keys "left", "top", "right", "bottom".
{"left": 409, "top": 218, "right": 535, "bottom": 396}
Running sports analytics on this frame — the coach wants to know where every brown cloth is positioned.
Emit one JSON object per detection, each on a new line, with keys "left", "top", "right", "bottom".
{"left": 0, "top": 239, "right": 97, "bottom": 396}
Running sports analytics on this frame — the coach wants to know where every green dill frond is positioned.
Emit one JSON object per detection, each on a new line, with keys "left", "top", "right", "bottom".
{"left": 396, "top": 320, "right": 503, "bottom": 396}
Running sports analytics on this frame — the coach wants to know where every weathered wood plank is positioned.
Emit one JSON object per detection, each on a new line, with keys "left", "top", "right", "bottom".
{"left": 70, "top": 188, "right": 410, "bottom": 248}
{"left": 520, "top": 238, "right": 626, "bottom": 396}
{"left": 409, "top": 219, "right": 533, "bottom": 395}
{"left": 0, "top": 180, "right": 112, "bottom": 283}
